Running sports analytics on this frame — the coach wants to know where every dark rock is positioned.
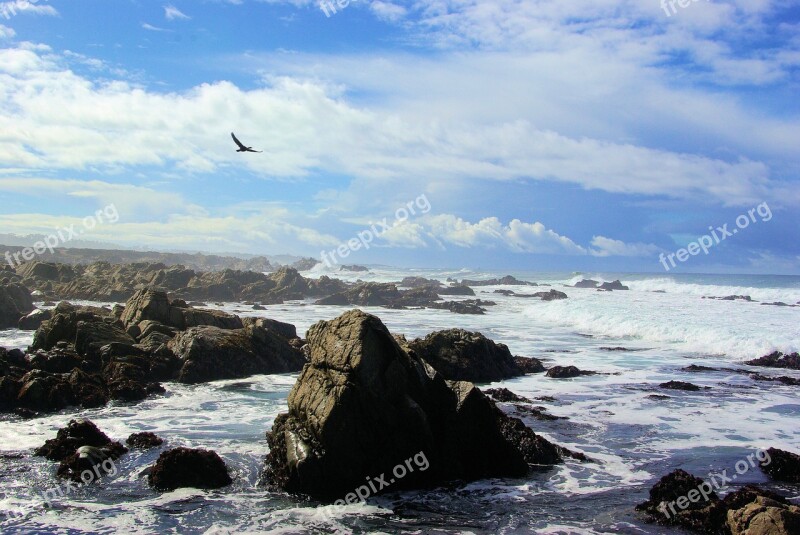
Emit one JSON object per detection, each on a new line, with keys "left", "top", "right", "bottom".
{"left": 598, "top": 280, "right": 629, "bottom": 291}
{"left": 408, "top": 329, "right": 522, "bottom": 383}
{"left": 0, "top": 282, "right": 35, "bottom": 328}
{"left": 683, "top": 364, "right": 718, "bottom": 372}
{"left": 493, "top": 289, "right": 515, "bottom": 296}
{"left": 660, "top": 381, "right": 703, "bottom": 391}
{"left": 439, "top": 284, "right": 475, "bottom": 296}
{"left": 532, "top": 289, "right": 568, "bottom": 301}
{"left": 340, "top": 264, "right": 369, "bottom": 272}
{"left": 168, "top": 323, "right": 305, "bottom": 384}
{"left": 252, "top": 304, "right": 266, "bottom": 310}
{"left": 34, "top": 418, "right": 127, "bottom": 463}
{"left": 745, "top": 351, "right": 800, "bottom": 370}
{"left": 513, "top": 356, "right": 546, "bottom": 374}
{"left": 18, "top": 308, "right": 52, "bottom": 330}
{"left": 750, "top": 373, "right": 800, "bottom": 386}
{"left": 720, "top": 295, "right": 753, "bottom": 301}
{"left": 460, "top": 276, "right": 535, "bottom": 286}
{"left": 315, "top": 283, "right": 400, "bottom": 306}
{"left": 760, "top": 448, "right": 800, "bottom": 483}
{"left": 484, "top": 388, "right": 531, "bottom": 403}
{"left": 573, "top": 279, "right": 599, "bottom": 288}
{"left": 262, "top": 310, "right": 570, "bottom": 501}
{"left": 126, "top": 432, "right": 164, "bottom": 449}
{"left": 546, "top": 365, "right": 596, "bottom": 379}
{"left": 148, "top": 447, "right": 232, "bottom": 491}
{"left": 428, "top": 300, "right": 486, "bottom": 315}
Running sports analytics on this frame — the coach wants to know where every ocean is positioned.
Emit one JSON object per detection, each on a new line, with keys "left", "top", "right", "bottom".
{"left": 1, "top": 269, "right": 799, "bottom": 534}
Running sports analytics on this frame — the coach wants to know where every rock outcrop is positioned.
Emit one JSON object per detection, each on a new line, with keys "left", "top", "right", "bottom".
{"left": 407, "top": 329, "right": 522, "bottom": 383}
{"left": 0, "top": 282, "right": 35, "bottom": 328}
{"left": 759, "top": 448, "right": 800, "bottom": 483}
{"left": 0, "top": 288, "right": 305, "bottom": 416}
{"left": 745, "top": 351, "right": 800, "bottom": 370}
{"left": 35, "top": 419, "right": 127, "bottom": 483}
{"left": 263, "top": 310, "right": 577, "bottom": 501}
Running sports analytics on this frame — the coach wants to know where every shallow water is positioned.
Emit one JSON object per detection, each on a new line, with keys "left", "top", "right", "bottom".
{"left": 1, "top": 270, "right": 799, "bottom": 533}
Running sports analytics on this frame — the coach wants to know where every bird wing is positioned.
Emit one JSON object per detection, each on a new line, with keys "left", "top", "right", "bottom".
{"left": 231, "top": 132, "right": 247, "bottom": 150}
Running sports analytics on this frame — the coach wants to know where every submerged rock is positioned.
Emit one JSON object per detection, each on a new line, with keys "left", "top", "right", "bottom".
{"left": 660, "top": 381, "right": 704, "bottom": 392}
{"left": 459, "top": 276, "right": 536, "bottom": 286}
{"left": 573, "top": 279, "right": 599, "bottom": 288}
{"left": 513, "top": 356, "right": 546, "bottom": 374}
{"left": 262, "top": 310, "right": 574, "bottom": 501}
{"left": 408, "top": 329, "right": 522, "bottom": 383}
{"left": 598, "top": 280, "right": 629, "bottom": 291}
{"left": 148, "top": 447, "right": 232, "bottom": 491}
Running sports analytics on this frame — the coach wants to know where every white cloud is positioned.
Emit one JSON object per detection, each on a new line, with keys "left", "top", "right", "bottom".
{"left": 0, "top": 23, "right": 14, "bottom": 38}
{"left": 370, "top": 1, "right": 407, "bottom": 23}
{"left": 142, "top": 22, "right": 170, "bottom": 32}
{"left": 164, "top": 4, "right": 190, "bottom": 21}
{"left": 589, "top": 236, "right": 662, "bottom": 257}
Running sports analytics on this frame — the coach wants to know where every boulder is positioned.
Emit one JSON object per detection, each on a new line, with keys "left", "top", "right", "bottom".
{"left": 315, "top": 283, "right": 400, "bottom": 306}
{"left": 513, "top": 356, "right": 546, "bottom": 374}
{"left": 532, "top": 289, "right": 568, "bottom": 301}
{"left": 598, "top": 280, "right": 629, "bottom": 291}
{"left": 573, "top": 279, "right": 599, "bottom": 288}
{"left": 126, "top": 432, "right": 164, "bottom": 449}
{"left": 459, "top": 276, "right": 535, "bottom": 286}
{"left": 428, "top": 300, "right": 486, "bottom": 315}
{"left": 262, "top": 310, "right": 571, "bottom": 500}
{"left": 18, "top": 308, "right": 52, "bottom": 331}
{"left": 148, "top": 447, "right": 232, "bottom": 491}
{"left": 760, "top": 448, "right": 800, "bottom": 483}
{"left": 35, "top": 419, "right": 127, "bottom": 463}
{"left": 168, "top": 323, "right": 305, "bottom": 384}
{"left": 546, "top": 365, "right": 596, "bottom": 379}
{"left": 408, "top": 329, "right": 522, "bottom": 383}
{"left": 660, "top": 381, "right": 704, "bottom": 392}
{"left": 30, "top": 301, "right": 116, "bottom": 351}
{"left": 727, "top": 496, "right": 800, "bottom": 535}
{"left": 0, "top": 282, "right": 35, "bottom": 328}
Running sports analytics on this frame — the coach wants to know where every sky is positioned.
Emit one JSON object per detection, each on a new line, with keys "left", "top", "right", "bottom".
{"left": 0, "top": 0, "right": 798, "bottom": 273}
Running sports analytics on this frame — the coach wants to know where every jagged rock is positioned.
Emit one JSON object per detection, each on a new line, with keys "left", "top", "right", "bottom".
{"left": 760, "top": 448, "right": 800, "bottom": 483}
{"left": 340, "top": 264, "right": 369, "bottom": 272}
{"left": 408, "top": 329, "right": 522, "bottom": 383}
{"left": 439, "top": 284, "right": 475, "bottom": 296}
{"left": 241, "top": 317, "right": 298, "bottom": 340}
{"left": 148, "top": 447, "right": 232, "bottom": 491}
{"left": 459, "top": 276, "right": 535, "bottom": 286}
{"left": 16, "top": 261, "right": 77, "bottom": 283}
{"left": 573, "top": 279, "right": 599, "bottom": 288}
{"left": 0, "top": 282, "right": 35, "bottom": 328}
{"left": 636, "top": 469, "right": 791, "bottom": 533}
{"left": 168, "top": 323, "right": 305, "bottom": 384}
{"left": 34, "top": 418, "right": 127, "bottom": 463}
{"left": 428, "top": 301, "right": 486, "bottom": 315}
{"left": 262, "top": 310, "right": 571, "bottom": 501}
{"left": 546, "top": 365, "right": 596, "bottom": 379}
{"left": 727, "top": 496, "right": 800, "bottom": 535}
{"left": 18, "top": 308, "right": 52, "bottom": 330}
{"left": 121, "top": 288, "right": 242, "bottom": 331}
{"left": 30, "top": 301, "right": 117, "bottom": 351}
{"left": 598, "top": 280, "right": 629, "bottom": 291}
{"left": 531, "top": 289, "right": 568, "bottom": 301}
{"left": 126, "top": 432, "right": 164, "bottom": 449}
{"left": 513, "top": 356, "right": 546, "bottom": 374}
{"left": 484, "top": 388, "right": 531, "bottom": 403}
{"left": 315, "top": 283, "right": 400, "bottom": 306}
{"left": 745, "top": 351, "right": 800, "bottom": 370}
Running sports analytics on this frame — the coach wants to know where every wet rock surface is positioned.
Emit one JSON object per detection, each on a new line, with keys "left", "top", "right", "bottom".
{"left": 262, "top": 310, "right": 577, "bottom": 501}
{"left": 148, "top": 447, "right": 232, "bottom": 491}
{"left": 745, "top": 351, "right": 800, "bottom": 370}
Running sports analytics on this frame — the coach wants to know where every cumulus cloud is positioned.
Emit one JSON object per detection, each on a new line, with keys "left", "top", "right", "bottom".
{"left": 589, "top": 236, "right": 662, "bottom": 257}
{"left": 0, "top": 24, "right": 14, "bottom": 38}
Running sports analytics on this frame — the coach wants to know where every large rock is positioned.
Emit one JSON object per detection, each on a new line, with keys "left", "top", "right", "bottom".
{"left": 459, "top": 276, "right": 535, "bottom": 286}
{"left": 168, "top": 323, "right": 305, "bottom": 383}
{"left": 407, "top": 329, "right": 522, "bottom": 383}
{"left": 121, "top": 288, "right": 242, "bottom": 331}
{"left": 0, "top": 282, "right": 35, "bottom": 328}
{"left": 760, "top": 448, "right": 800, "bottom": 483}
{"left": 263, "top": 310, "right": 571, "bottom": 500}
{"left": 18, "top": 308, "right": 52, "bottom": 330}
{"left": 637, "top": 469, "right": 792, "bottom": 533}
{"left": 148, "top": 447, "right": 232, "bottom": 491}
{"left": 315, "top": 283, "right": 400, "bottom": 306}
{"left": 30, "top": 301, "right": 118, "bottom": 351}
{"left": 727, "top": 496, "right": 800, "bottom": 535}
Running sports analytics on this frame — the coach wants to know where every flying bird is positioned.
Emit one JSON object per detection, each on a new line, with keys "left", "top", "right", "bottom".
{"left": 231, "top": 132, "right": 262, "bottom": 153}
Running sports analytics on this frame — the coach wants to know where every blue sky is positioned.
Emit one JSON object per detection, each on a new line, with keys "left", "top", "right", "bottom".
{"left": 0, "top": 0, "right": 798, "bottom": 273}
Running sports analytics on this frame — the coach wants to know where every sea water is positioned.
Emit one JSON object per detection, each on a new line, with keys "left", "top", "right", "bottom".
{"left": 1, "top": 270, "right": 798, "bottom": 534}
